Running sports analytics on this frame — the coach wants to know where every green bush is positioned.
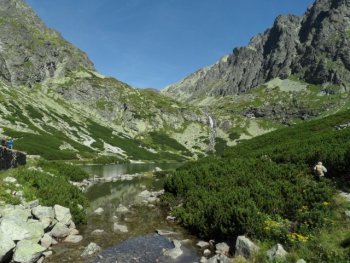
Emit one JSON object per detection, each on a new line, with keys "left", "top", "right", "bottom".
{"left": 163, "top": 110, "right": 350, "bottom": 241}
{"left": 37, "top": 160, "right": 89, "bottom": 182}
{"left": 15, "top": 168, "right": 89, "bottom": 224}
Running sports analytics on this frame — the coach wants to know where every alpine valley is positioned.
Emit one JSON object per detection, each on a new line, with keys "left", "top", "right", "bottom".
{"left": 0, "top": 0, "right": 350, "bottom": 262}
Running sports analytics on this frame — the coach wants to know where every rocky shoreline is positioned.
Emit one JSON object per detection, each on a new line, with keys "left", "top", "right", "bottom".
{"left": 0, "top": 202, "right": 81, "bottom": 263}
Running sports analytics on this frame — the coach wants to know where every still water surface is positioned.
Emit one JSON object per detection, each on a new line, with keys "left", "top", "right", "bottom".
{"left": 46, "top": 163, "right": 200, "bottom": 263}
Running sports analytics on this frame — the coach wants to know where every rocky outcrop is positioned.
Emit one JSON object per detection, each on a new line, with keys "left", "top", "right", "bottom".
{"left": 0, "top": 0, "right": 94, "bottom": 87}
{"left": 0, "top": 203, "right": 81, "bottom": 263}
{"left": 163, "top": 0, "right": 350, "bottom": 102}
{"left": 0, "top": 147, "right": 26, "bottom": 170}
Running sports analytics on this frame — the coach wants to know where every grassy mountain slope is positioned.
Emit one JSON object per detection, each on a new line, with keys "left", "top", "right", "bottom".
{"left": 163, "top": 109, "right": 350, "bottom": 262}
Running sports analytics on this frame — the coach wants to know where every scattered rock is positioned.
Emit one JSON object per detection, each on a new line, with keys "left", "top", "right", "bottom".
{"left": 3, "top": 177, "right": 17, "bottom": 183}
{"left": 64, "top": 235, "right": 83, "bottom": 243}
{"left": 116, "top": 204, "right": 129, "bottom": 213}
{"left": 94, "top": 207, "right": 104, "bottom": 215}
{"left": 156, "top": 229, "right": 177, "bottom": 236}
{"left": 266, "top": 244, "right": 288, "bottom": 261}
{"left": 69, "top": 228, "right": 79, "bottom": 235}
{"left": 0, "top": 218, "right": 31, "bottom": 241}
{"left": 215, "top": 242, "right": 230, "bottom": 255}
{"left": 113, "top": 223, "right": 128, "bottom": 233}
{"left": 13, "top": 240, "right": 46, "bottom": 263}
{"left": 235, "top": 236, "right": 259, "bottom": 259}
{"left": 92, "top": 229, "right": 105, "bottom": 235}
{"left": 166, "top": 215, "right": 176, "bottom": 221}
{"left": 43, "top": 250, "right": 53, "bottom": 258}
{"left": 81, "top": 242, "right": 101, "bottom": 257}
{"left": 197, "top": 241, "right": 210, "bottom": 249}
{"left": 32, "top": 206, "right": 54, "bottom": 221}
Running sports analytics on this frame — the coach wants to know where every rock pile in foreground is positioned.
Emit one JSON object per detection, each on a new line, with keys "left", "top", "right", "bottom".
{"left": 0, "top": 203, "right": 82, "bottom": 263}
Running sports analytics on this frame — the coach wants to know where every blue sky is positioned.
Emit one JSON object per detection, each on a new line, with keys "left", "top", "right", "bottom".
{"left": 26, "top": 0, "right": 314, "bottom": 89}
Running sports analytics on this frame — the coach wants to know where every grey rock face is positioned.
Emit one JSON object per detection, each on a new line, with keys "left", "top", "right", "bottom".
{"left": 163, "top": 0, "right": 350, "bottom": 101}
{"left": 0, "top": 0, "right": 94, "bottom": 87}
{"left": 235, "top": 235, "right": 259, "bottom": 259}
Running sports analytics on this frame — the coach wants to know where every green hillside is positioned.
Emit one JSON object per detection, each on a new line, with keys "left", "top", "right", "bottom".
{"left": 163, "top": 109, "right": 350, "bottom": 262}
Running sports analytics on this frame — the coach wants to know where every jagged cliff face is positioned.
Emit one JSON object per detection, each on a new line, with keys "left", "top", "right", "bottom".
{"left": 163, "top": 0, "right": 350, "bottom": 101}
{"left": 0, "top": 0, "right": 94, "bottom": 86}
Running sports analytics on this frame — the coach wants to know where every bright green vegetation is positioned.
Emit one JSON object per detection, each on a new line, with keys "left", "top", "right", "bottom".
{"left": 163, "top": 109, "right": 350, "bottom": 262}
{"left": 0, "top": 161, "right": 89, "bottom": 224}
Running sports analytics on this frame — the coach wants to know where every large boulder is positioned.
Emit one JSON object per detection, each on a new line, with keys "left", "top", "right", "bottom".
{"left": 25, "top": 220, "right": 45, "bottom": 243}
{"left": 13, "top": 240, "right": 46, "bottom": 263}
{"left": 50, "top": 222, "right": 70, "bottom": 238}
{"left": 0, "top": 218, "right": 31, "bottom": 241}
{"left": 40, "top": 234, "right": 52, "bottom": 249}
{"left": 0, "top": 206, "right": 31, "bottom": 222}
{"left": 266, "top": 244, "right": 288, "bottom": 261}
{"left": 53, "top": 205, "right": 72, "bottom": 225}
{"left": 32, "top": 206, "right": 54, "bottom": 221}
{"left": 235, "top": 236, "right": 259, "bottom": 259}
{"left": 0, "top": 230, "right": 16, "bottom": 262}
{"left": 215, "top": 242, "right": 230, "bottom": 255}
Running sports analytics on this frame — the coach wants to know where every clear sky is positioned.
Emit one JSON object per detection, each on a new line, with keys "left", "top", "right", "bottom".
{"left": 26, "top": 0, "right": 315, "bottom": 89}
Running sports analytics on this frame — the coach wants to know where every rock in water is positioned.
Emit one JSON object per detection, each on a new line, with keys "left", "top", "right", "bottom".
{"left": 81, "top": 242, "right": 101, "bottom": 257}
{"left": 13, "top": 240, "right": 46, "bottom": 263}
{"left": 53, "top": 205, "right": 72, "bottom": 225}
{"left": 163, "top": 240, "right": 183, "bottom": 259}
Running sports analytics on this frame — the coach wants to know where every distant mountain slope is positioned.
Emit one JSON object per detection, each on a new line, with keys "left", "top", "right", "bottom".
{"left": 0, "top": 0, "right": 210, "bottom": 161}
{"left": 162, "top": 0, "right": 350, "bottom": 102}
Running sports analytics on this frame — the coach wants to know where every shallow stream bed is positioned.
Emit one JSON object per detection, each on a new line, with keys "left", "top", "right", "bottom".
{"left": 46, "top": 163, "right": 201, "bottom": 263}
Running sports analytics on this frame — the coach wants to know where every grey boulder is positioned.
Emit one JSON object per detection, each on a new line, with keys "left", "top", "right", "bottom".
{"left": 13, "top": 240, "right": 46, "bottom": 263}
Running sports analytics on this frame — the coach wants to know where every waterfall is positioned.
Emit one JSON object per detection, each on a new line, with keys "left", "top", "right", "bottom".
{"left": 207, "top": 114, "right": 216, "bottom": 153}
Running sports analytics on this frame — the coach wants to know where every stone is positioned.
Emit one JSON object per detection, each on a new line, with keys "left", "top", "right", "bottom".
{"left": 235, "top": 236, "right": 259, "bottom": 259}
{"left": 215, "top": 242, "right": 230, "bottom": 255}
{"left": 266, "top": 244, "right": 288, "bottom": 261}
{"left": 3, "top": 176, "right": 17, "bottom": 183}
{"left": 94, "top": 207, "right": 104, "bottom": 215}
{"left": 68, "top": 220, "right": 76, "bottom": 229}
{"left": 91, "top": 229, "right": 105, "bottom": 235}
{"left": 50, "top": 222, "right": 70, "bottom": 238}
{"left": 26, "top": 220, "right": 45, "bottom": 243}
{"left": 0, "top": 218, "right": 31, "bottom": 241}
{"left": 116, "top": 204, "right": 129, "bottom": 213}
{"left": 32, "top": 205, "right": 54, "bottom": 221}
{"left": 69, "top": 228, "right": 79, "bottom": 235}
{"left": 1, "top": 206, "right": 31, "bottom": 222}
{"left": 203, "top": 249, "right": 211, "bottom": 256}
{"left": 13, "top": 240, "right": 46, "bottom": 263}
{"left": 113, "top": 223, "right": 128, "bottom": 233}
{"left": 200, "top": 256, "right": 208, "bottom": 263}
{"left": 0, "top": 230, "right": 16, "bottom": 262}
{"left": 40, "top": 234, "right": 52, "bottom": 249}
{"left": 197, "top": 241, "right": 210, "bottom": 249}
{"left": 296, "top": 259, "right": 306, "bottom": 263}
{"left": 81, "top": 242, "right": 101, "bottom": 257}
{"left": 24, "top": 199, "right": 40, "bottom": 209}
{"left": 166, "top": 215, "right": 176, "bottom": 221}
{"left": 156, "top": 229, "right": 177, "bottom": 236}
{"left": 163, "top": 240, "right": 183, "bottom": 259}
{"left": 64, "top": 235, "right": 83, "bottom": 243}
{"left": 53, "top": 205, "right": 72, "bottom": 225}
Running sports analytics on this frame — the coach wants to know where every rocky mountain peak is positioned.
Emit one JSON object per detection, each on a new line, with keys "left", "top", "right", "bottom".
{"left": 162, "top": 0, "right": 350, "bottom": 102}
{"left": 0, "top": 0, "right": 94, "bottom": 86}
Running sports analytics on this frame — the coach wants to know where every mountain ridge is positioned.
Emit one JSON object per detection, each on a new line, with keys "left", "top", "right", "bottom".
{"left": 162, "top": 0, "right": 350, "bottom": 102}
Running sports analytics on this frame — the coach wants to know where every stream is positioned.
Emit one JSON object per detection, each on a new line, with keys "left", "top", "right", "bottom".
{"left": 46, "top": 163, "right": 201, "bottom": 263}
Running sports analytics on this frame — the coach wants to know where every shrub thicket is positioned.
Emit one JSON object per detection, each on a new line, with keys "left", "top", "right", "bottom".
{"left": 163, "top": 110, "right": 350, "bottom": 242}
{"left": 15, "top": 168, "right": 89, "bottom": 224}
